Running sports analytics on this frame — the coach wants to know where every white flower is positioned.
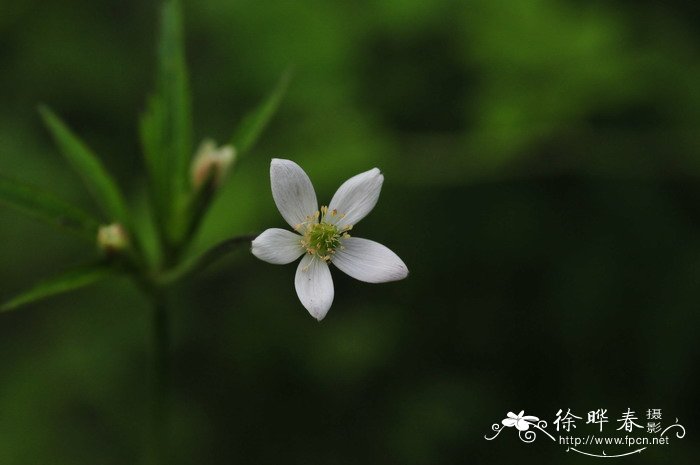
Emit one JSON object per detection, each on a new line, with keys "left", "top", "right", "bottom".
{"left": 502, "top": 411, "right": 539, "bottom": 431}
{"left": 252, "top": 159, "right": 408, "bottom": 320}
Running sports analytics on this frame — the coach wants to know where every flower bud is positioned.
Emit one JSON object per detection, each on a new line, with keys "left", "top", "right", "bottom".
{"left": 97, "top": 223, "right": 129, "bottom": 254}
{"left": 191, "top": 139, "right": 236, "bottom": 190}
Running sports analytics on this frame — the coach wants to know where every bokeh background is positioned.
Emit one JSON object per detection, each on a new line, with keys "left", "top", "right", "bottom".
{"left": 1, "top": 0, "right": 699, "bottom": 463}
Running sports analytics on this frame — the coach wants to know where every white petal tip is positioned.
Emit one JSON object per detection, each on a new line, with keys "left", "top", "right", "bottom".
{"left": 304, "top": 304, "right": 332, "bottom": 322}
{"left": 270, "top": 158, "right": 294, "bottom": 167}
{"left": 394, "top": 264, "right": 409, "bottom": 281}
{"left": 302, "top": 296, "right": 333, "bottom": 321}
{"left": 378, "top": 262, "right": 408, "bottom": 282}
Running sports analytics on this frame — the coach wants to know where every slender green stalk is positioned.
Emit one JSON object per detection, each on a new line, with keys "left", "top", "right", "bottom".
{"left": 158, "top": 233, "right": 257, "bottom": 285}
{"left": 148, "top": 291, "right": 170, "bottom": 465}
{"left": 137, "top": 232, "right": 255, "bottom": 464}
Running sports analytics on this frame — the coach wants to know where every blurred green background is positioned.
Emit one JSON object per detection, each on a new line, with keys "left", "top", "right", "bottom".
{"left": 1, "top": 0, "right": 699, "bottom": 463}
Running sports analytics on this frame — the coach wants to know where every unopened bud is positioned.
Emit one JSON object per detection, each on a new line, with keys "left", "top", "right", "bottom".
{"left": 191, "top": 139, "right": 236, "bottom": 190}
{"left": 97, "top": 223, "right": 129, "bottom": 254}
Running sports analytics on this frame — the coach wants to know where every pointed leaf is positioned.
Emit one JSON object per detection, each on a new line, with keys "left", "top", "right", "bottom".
{"left": 140, "top": 0, "right": 193, "bottom": 246}
{"left": 1, "top": 262, "right": 114, "bottom": 313}
{"left": 142, "top": 0, "right": 192, "bottom": 197}
{"left": 159, "top": 0, "right": 193, "bottom": 193}
{"left": 231, "top": 70, "right": 291, "bottom": 156}
{"left": 0, "top": 175, "right": 100, "bottom": 240}
{"left": 39, "top": 106, "right": 130, "bottom": 224}
{"left": 140, "top": 95, "right": 169, "bottom": 222}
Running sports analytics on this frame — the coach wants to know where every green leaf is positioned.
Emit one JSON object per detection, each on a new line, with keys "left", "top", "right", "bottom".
{"left": 1, "top": 262, "right": 114, "bottom": 313}
{"left": 0, "top": 175, "right": 100, "bottom": 240}
{"left": 141, "top": 0, "right": 193, "bottom": 198}
{"left": 39, "top": 106, "right": 130, "bottom": 224}
{"left": 159, "top": 0, "right": 192, "bottom": 192}
{"left": 140, "top": 95, "right": 169, "bottom": 220}
{"left": 140, "top": 0, "right": 193, "bottom": 248}
{"left": 231, "top": 69, "right": 292, "bottom": 156}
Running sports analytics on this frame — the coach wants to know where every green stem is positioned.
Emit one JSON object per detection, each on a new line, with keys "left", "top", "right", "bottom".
{"left": 149, "top": 291, "right": 170, "bottom": 465}
{"left": 140, "top": 233, "right": 255, "bottom": 463}
{"left": 157, "top": 233, "right": 257, "bottom": 285}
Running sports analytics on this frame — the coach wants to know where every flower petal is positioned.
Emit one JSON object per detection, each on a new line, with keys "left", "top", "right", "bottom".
{"left": 502, "top": 418, "right": 517, "bottom": 427}
{"left": 328, "top": 168, "right": 383, "bottom": 228}
{"left": 295, "top": 254, "right": 334, "bottom": 320}
{"left": 251, "top": 228, "right": 305, "bottom": 265}
{"left": 270, "top": 159, "right": 318, "bottom": 229}
{"left": 332, "top": 237, "right": 408, "bottom": 283}
{"left": 516, "top": 419, "right": 531, "bottom": 431}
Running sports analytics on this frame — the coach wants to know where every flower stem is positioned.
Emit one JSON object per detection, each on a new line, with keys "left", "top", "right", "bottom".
{"left": 149, "top": 291, "right": 170, "bottom": 465}
{"left": 157, "top": 233, "right": 258, "bottom": 285}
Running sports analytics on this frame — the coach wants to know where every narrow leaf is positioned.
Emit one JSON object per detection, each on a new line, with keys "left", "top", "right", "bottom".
{"left": 140, "top": 0, "right": 193, "bottom": 246}
{"left": 151, "top": 0, "right": 193, "bottom": 196}
{"left": 160, "top": 0, "right": 193, "bottom": 191}
{"left": 140, "top": 95, "right": 169, "bottom": 221}
{"left": 1, "top": 262, "right": 114, "bottom": 313}
{"left": 39, "top": 106, "right": 130, "bottom": 224}
{"left": 230, "top": 70, "right": 292, "bottom": 156}
{"left": 0, "top": 175, "right": 100, "bottom": 240}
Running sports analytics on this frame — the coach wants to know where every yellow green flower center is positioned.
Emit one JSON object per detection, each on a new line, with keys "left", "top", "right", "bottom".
{"left": 297, "top": 206, "right": 352, "bottom": 262}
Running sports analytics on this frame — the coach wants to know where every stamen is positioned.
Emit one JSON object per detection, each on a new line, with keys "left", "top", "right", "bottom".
{"left": 301, "top": 205, "right": 349, "bottom": 262}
